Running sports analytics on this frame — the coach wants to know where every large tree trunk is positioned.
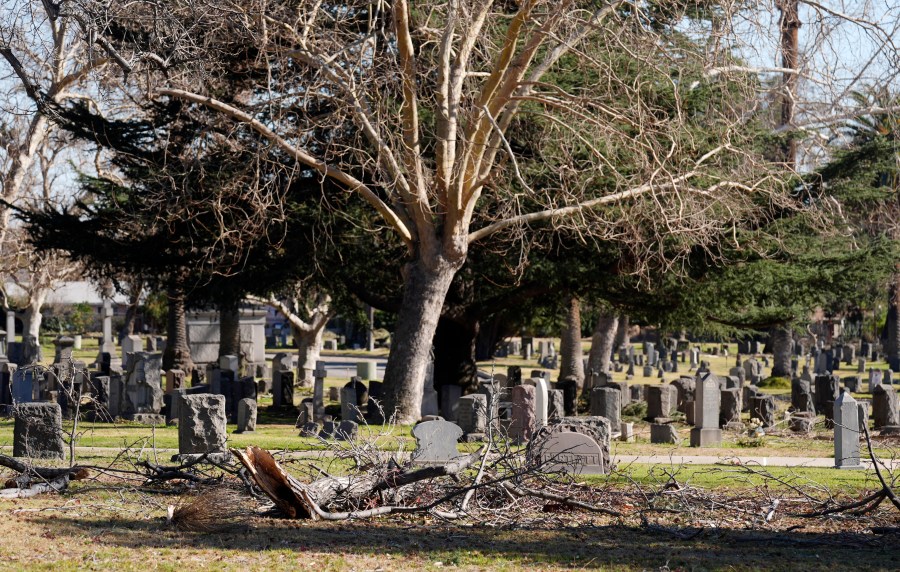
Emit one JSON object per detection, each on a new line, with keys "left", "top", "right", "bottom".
{"left": 433, "top": 317, "right": 479, "bottom": 397}
{"left": 613, "top": 314, "right": 630, "bottom": 351}
{"left": 888, "top": 274, "right": 900, "bottom": 370}
{"left": 163, "top": 284, "right": 193, "bottom": 374}
{"left": 382, "top": 258, "right": 458, "bottom": 424}
{"left": 587, "top": 311, "right": 619, "bottom": 379}
{"left": 118, "top": 287, "right": 141, "bottom": 343}
{"left": 558, "top": 296, "right": 585, "bottom": 387}
{"left": 294, "top": 325, "right": 325, "bottom": 389}
{"left": 770, "top": 325, "right": 794, "bottom": 377}
{"left": 22, "top": 289, "right": 47, "bottom": 339}
{"left": 218, "top": 305, "right": 241, "bottom": 361}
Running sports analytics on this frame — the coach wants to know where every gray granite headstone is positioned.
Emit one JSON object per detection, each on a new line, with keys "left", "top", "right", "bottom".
{"left": 177, "top": 393, "right": 227, "bottom": 457}
{"left": 690, "top": 374, "right": 722, "bottom": 447}
{"left": 411, "top": 420, "right": 463, "bottom": 463}
{"left": 834, "top": 391, "right": 864, "bottom": 469}
{"left": 457, "top": 394, "right": 487, "bottom": 435}
{"left": 13, "top": 402, "right": 65, "bottom": 459}
{"left": 534, "top": 431, "right": 606, "bottom": 474}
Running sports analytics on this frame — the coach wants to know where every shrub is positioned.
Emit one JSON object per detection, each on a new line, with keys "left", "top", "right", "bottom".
{"left": 758, "top": 376, "right": 791, "bottom": 389}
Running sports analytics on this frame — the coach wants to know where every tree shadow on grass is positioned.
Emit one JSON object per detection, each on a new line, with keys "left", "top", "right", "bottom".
{"left": 37, "top": 514, "right": 900, "bottom": 570}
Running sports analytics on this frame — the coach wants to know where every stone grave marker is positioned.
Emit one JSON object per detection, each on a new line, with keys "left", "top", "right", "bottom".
{"left": 834, "top": 391, "right": 864, "bottom": 469}
{"left": 646, "top": 385, "right": 677, "bottom": 421}
{"left": 548, "top": 389, "right": 564, "bottom": 421}
{"left": 719, "top": 388, "right": 742, "bottom": 430}
{"left": 13, "top": 402, "right": 65, "bottom": 459}
{"left": 411, "top": 420, "right": 463, "bottom": 463}
{"left": 791, "top": 379, "right": 815, "bottom": 415}
{"left": 176, "top": 394, "right": 228, "bottom": 462}
{"left": 524, "top": 377, "right": 549, "bottom": 429}
{"left": 690, "top": 374, "right": 722, "bottom": 447}
{"left": 872, "top": 385, "right": 900, "bottom": 429}
{"left": 510, "top": 384, "right": 536, "bottom": 443}
{"left": 534, "top": 431, "right": 606, "bottom": 474}
{"left": 457, "top": 394, "right": 487, "bottom": 439}
{"left": 750, "top": 394, "right": 776, "bottom": 428}
{"left": 313, "top": 361, "right": 327, "bottom": 422}
{"left": 236, "top": 398, "right": 257, "bottom": 432}
{"left": 357, "top": 360, "right": 377, "bottom": 381}
{"left": 335, "top": 420, "right": 359, "bottom": 441}
{"left": 869, "top": 368, "right": 883, "bottom": 393}
{"left": 440, "top": 384, "right": 462, "bottom": 422}
{"left": 650, "top": 423, "right": 679, "bottom": 444}
{"left": 590, "top": 387, "right": 620, "bottom": 430}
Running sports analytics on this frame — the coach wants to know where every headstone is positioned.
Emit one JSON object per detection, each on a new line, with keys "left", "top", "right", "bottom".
{"left": 457, "top": 394, "right": 487, "bottom": 437}
{"left": 335, "top": 420, "right": 359, "bottom": 441}
{"left": 236, "top": 398, "right": 257, "bottom": 432}
{"left": 556, "top": 376, "right": 578, "bottom": 416}
{"left": 690, "top": 375, "right": 722, "bottom": 447}
{"left": 177, "top": 394, "right": 228, "bottom": 459}
{"left": 645, "top": 385, "right": 677, "bottom": 421}
{"left": 608, "top": 381, "right": 629, "bottom": 405}
{"left": 329, "top": 386, "right": 339, "bottom": 401}
{"left": 440, "top": 384, "right": 463, "bottom": 422}
{"left": 275, "top": 371, "right": 295, "bottom": 409}
{"left": 356, "top": 360, "right": 377, "bottom": 381}
{"left": 13, "top": 402, "right": 65, "bottom": 459}
{"left": 843, "top": 376, "right": 862, "bottom": 393}
{"left": 869, "top": 368, "right": 883, "bottom": 393}
{"left": 670, "top": 377, "right": 695, "bottom": 413}
{"left": 750, "top": 394, "right": 776, "bottom": 428}
{"left": 121, "top": 335, "right": 144, "bottom": 370}
{"left": 477, "top": 382, "right": 501, "bottom": 426}
{"left": 123, "top": 353, "right": 164, "bottom": 421}
{"left": 719, "top": 388, "right": 742, "bottom": 429}
{"left": 548, "top": 389, "right": 564, "bottom": 421}
{"left": 340, "top": 386, "right": 360, "bottom": 422}
{"left": 791, "top": 379, "right": 815, "bottom": 415}
{"left": 366, "top": 380, "right": 384, "bottom": 424}
{"left": 219, "top": 354, "right": 239, "bottom": 375}
{"left": 834, "top": 392, "right": 864, "bottom": 469}
{"left": 814, "top": 374, "right": 840, "bottom": 413}
{"left": 533, "top": 431, "right": 607, "bottom": 474}
{"left": 524, "top": 377, "right": 550, "bottom": 429}
{"left": 299, "top": 422, "right": 321, "bottom": 437}
{"left": 629, "top": 385, "right": 643, "bottom": 402}
{"left": 510, "top": 384, "right": 536, "bottom": 443}
{"left": 857, "top": 358, "right": 866, "bottom": 374}
{"left": 872, "top": 385, "right": 900, "bottom": 429}
{"left": 165, "top": 369, "right": 185, "bottom": 393}
{"left": 11, "top": 368, "right": 37, "bottom": 404}
{"left": 650, "top": 423, "right": 679, "bottom": 444}
{"left": 313, "top": 361, "right": 327, "bottom": 422}
{"left": 621, "top": 421, "right": 635, "bottom": 442}
{"left": 411, "top": 420, "right": 463, "bottom": 463}
{"left": 590, "top": 387, "right": 620, "bottom": 429}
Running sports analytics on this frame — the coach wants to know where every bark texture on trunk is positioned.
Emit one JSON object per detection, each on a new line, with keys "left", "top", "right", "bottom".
{"left": 558, "top": 296, "right": 585, "bottom": 387}
{"left": 382, "top": 258, "right": 458, "bottom": 424}
{"left": 770, "top": 325, "right": 794, "bottom": 377}
{"left": 587, "top": 311, "right": 619, "bottom": 378}
{"left": 433, "top": 318, "right": 479, "bottom": 397}
{"left": 294, "top": 326, "right": 324, "bottom": 389}
{"left": 613, "top": 314, "right": 630, "bottom": 351}
{"left": 163, "top": 285, "right": 193, "bottom": 374}
{"left": 888, "top": 273, "right": 900, "bottom": 363}
{"left": 218, "top": 305, "right": 241, "bottom": 361}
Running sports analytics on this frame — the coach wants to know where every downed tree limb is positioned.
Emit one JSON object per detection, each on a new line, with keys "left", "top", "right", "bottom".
{"left": 500, "top": 481, "right": 623, "bottom": 517}
{"left": 0, "top": 454, "right": 90, "bottom": 482}
{"left": 232, "top": 446, "right": 484, "bottom": 520}
{"left": 0, "top": 477, "right": 69, "bottom": 498}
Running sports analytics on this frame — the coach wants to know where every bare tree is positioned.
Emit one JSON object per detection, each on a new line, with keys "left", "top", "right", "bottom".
{"left": 558, "top": 296, "right": 584, "bottom": 387}
{"left": 249, "top": 287, "right": 333, "bottom": 388}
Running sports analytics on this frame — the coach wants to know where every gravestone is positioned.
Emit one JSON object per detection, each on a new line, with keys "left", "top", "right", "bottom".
{"left": 335, "top": 420, "right": 359, "bottom": 441}
{"left": 507, "top": 366, "right": 523, "bottom": 386}
{"left": 366, "top": 380, "right": 384, "bottom": 424}
{"left": 750, "top": 394, "right": 776, "bottom": 428}
{"left": 176, "top": 394, "right": 228, "bottom": 461}
{"left": 236, "top": 398, "right": 257, "bottom": 432}
{"left": 534, "top": 416, "right": 611, "bottom": 471}
{"left": 690, "top": 375, "right": 722, "bottom": 446}
{"left": 299, "top": 422, "right": 320, "bottom": 438}
{"left": 858, "top": 358, "right": 866, "bottom": 374}
{"left": 457, "top": 394, "right": 487, "bottom": 438}
{"left": 13, "top": 402, "right": 65, "bottom": 459}
{"left": 11, "top": 368, "right": 37, "bottom": 404}
{"left": 276, "top": 371, "right": 295, "bottom": 409}
{"left": 608, "top": 381, "right": 629, "bottom": 405}
{"left": 869, "top": 368, "right": 883, "bottom": 393}
{"left": 556, "top": 376, "right": 578, "bottom": 416}
{"left": 477, "top": 382, "right": 501, "bottom": 427}
{"left": 834, "top": 392, "right": 864, "bottom": 469}
{"left": 534, "top": 431, "right": 607, "bottom": 474}
{"left": 411, "top": 420, "right": 463, "bottom": 463}
{"left": 719, "top": 388, "right": 742, "bottom": 429}
{"left": 621, "top": 422, "right": 635, "bottom": 442}
{"left": 629, "top": 385, "right": 643, "bottom": 402}
{"left": 271, "top": 352, "right": 293, "bottom": 402}
{"left": 645, "top": 385, "right": 677, "bottom": 421}
{"left": 650, "top": 423, "right": 679, "bottom": 444}
{"left": 814, "top": 375, "right": 840, "bottom": 412}
{"left": 872, "top": 385, "right": 900, "bottom": 429}
{"left": 590, "top": 387, "right": 620, "bottom": 429}
{"left": 440, "top": 384, "right": 463, "bottom": 422}
{"left": 671, "top": 377, "right": 695, "bottom": 414}
{"left": 421, "top": 359, "right": 439, "bottom": 417}
{"left": 510, "top": 384, "right": 536, "bottom": 443}
{"left": 165, "top": 369, "right": 185, "bottom": 393}
{"left": 548, "top": 389, "right": 564, "bottom": 421}
{"left": 524, "top": 377, "right": 550, "bottom": 429}
{"left": 329, "top": 386, "right": 339, "bottom": 401}
{"left": 642, "top": 365, "right": 653, "bottom": 377}
{"left": 340, "top": 385, "right": 360, "bottom": 423}
{"left": 122, "top": 353, "right": 164, "bottom": 423}
{"left": 791, "top": 379, "right": 815, "bottom": 415}
{"left": 843, "top": 376, "right": 862, "bottom": 393}
{"left": 313, "top": 361, "right": 327, "bottom": 422}
{"left": 356, "top": 360, "right": 377, "bottom": 381}
{"left": 121, "top": 335, "right": 144, "bottom": 371}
